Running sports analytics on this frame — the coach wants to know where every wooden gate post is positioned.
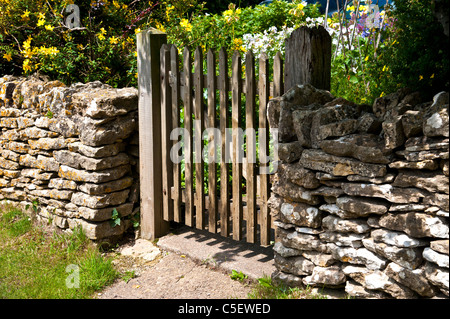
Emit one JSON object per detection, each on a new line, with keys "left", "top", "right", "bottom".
{"left": 136, "top": 28, "right": 169, "bottom": 240}
{"left": 284, "top": 26, "right": 331, "bottom": 91}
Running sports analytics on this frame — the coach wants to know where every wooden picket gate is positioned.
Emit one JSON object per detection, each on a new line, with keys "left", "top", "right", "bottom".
{"left": 137, "top": 27, "right": 331, "bottom": 246}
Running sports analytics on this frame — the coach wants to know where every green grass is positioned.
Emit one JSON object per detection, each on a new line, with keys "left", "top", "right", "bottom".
{"left": 248, "top": 276, "right": 328, "bottom": 299}
{"left": 0, "top": 205, "right": 119, "bottom": 299}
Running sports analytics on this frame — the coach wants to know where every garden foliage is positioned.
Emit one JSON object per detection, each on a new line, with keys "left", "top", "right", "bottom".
{"left": 0, "top": 0, "right": 448, "bottom": 103}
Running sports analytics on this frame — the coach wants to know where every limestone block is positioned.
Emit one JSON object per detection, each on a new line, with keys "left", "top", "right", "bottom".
{"left": 362, "top": 238, "right": 423, "bottom": 270}
{"left": 273, "top": 242, "right": 302, "bottom": 258}
{"left": 424, "top": 261, "right": 449, "bottom": 293}
{"left": 77, "top": 202, "right": 133, "bottom": 222}
{"left": 336, "top": 196, "right": 389, "bottom": 216}
{"left": 423, "top": 92, "right": 449, "bottom": 137}
{"left": 58, "top": 164, "right": 130, "bottom": 183}
{"left": 48, "top": 178, "right": 77, "bottom": 190}
{"left": 301, "top": 251, "right": 336, "bottom": 267}
{"left": 303, "top": 265, "right": 346, "bottom": 287}
{"left": 371, "top": 229, "right": 428, "bottom": 248}
{"left": 385, "top": 262, "right": 437, "bottom": 297}
{"left": 382, "top": 115, "right": 405, "bottom": 150}
{"left": 322, "top": 215, "right": 370, "bottom": 234}
{"left": 70, "top": 189, "right": 130, "bottom": 209}
{"left": 278, "top": 162, "right": 319, "bottom": 189}
{"left": 68, "top": 217, "right": 131, "bottom": 240}
{"left": 271, "top": 180, "right": 320, "bottom": 205}
{"left": 341, "top": 183, "right": 427, "bottom": 204}
{"left": 300, "top": 149, "right": 387, "bottom": 178}
{"left": 363, "top": 270, "right": 417, "bottom": 299}
{"left": 378, "top": 212, "right": 449, "bottom": 238}
{"left": 279, "top": 201, "right": 322, "bottom": 228}
{"left": 78, "top": 176, "right": 133, "bottom": 195}
{"left": 430, "top": 240, "right": 449, "bottom": 255}
{"left": 329, "top": 245, "right": 388, "bottom": 270}
{"left": 54, "top": 150, "right": 129, "bottom": 171}
{"left": 277, "top": 141, "right": 304, "bottom": 163}
{"left": 393, "top": 170, "right": 449, "bottom": 194}
{"left": 68, "top": 141, "right": 123, "bottom": 158}
{"left": 278, "top": 228, "right": 329, "bottom": 253}
{"left": 0, "top": 157, "right": 19, "bottom": 170}
{"left": 320, "top": 134, "right": 392, "bottom": 164}
{"left": 28, "top": 137, "right": 67, "bottom": 150}
{"left": 274, "top": 253, "right": 315, "bottom": 276}
{"left": 319, "top": 231, "right": 365, "bottom": 248}
{"left": 423, "top": 247, "right": 449, "bottom": 268}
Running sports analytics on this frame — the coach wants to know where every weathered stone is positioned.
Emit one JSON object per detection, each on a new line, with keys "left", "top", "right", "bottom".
{"left": 77, "top": 202, "right": 133, "bottom": 222}
{"left": 28, "top": 137, "right": 67, "bottom": 150}
{"left": 423, "top": 92, "right": 449, "bottom": 137}
{"left": 21, "top": 168, "right": 54, "bottom": 180}
{"left": 329, "top": 244, "right": 388, "bottom": 270}
{"left": 292, "top": 106, "right": 320, "bottom": 147}
{"left": 271, "top": 270, "right": 304, "bottom": 288}
{"left": 273, "top": 242, "right": 301, "bottom": 258}
{"left": 36, "top": 155, "right": 60, "bottom": 172}
{"left": 385, "top": 262, "right": 437, "bottom": 297}
{"left": 78, "top": 176, "right": 133, "bottom": 195}
{"left": 430, "top": 240, "right": 449, "bottom": 255}
{"left": 320, "top": 134, "right": 392, "bottom": 164}
{"left": 68, "top": 142, "right": 124, "bottom": 158}
{"left": 279, "top": 202, "right": 322, "bottom": 228}
{"left": 6, "top": 141, "right": 30, "bottom": 153}
{"left": 79, "top": 111, "right": 137, "bottom": 146}
{"left": 319, "top": 231, "right": 365, "bottom": 248}
{"left": 29, "top": 189, "right": 73, "bottom": 201}
{"left": 68, "top": 218, "right": 131, "bottom": 240}
{"left": 357, "top": 112, "right": 382, "bottom": 134}
{"left": 362, "top": 238, "right": 423, "bottom": 270}
{"left": 0, "top": 117, "right": 17, "bottom": 128}
{"left": 399, "top": 149, "right": 449, "bottom": 162}
{"left": 346, "top": 173, "right": 396, "bottom": 184}
{"left": 393, "top": 170, "right": 449, "bottom": 194}
{"left": 274, "top": 253, "right": 315, "bottom": 276}
{"left": 72, "top": 87, "right": 138, "bottom": 119}
{"left": 54, "top": 150, "right": 129, "bottom": 171}
{"left": 364, "top": 270, "right": 417, "bottom": 299}
{"left": 48, "top": 178, "right": 78, "bottom": 190}
{"left": 401, "top": 110, "right": 424, "bottom": 138}
{"left": 0, "top": 157, "right": 19, "bottom": 170}
{"left": 70, "top": 189, "right": 130, "bottom": 209}
{"left": 301, "top": 251, "right": 336, "bottom": 267}
{"left": 322, "top": 215, "right": 370, "bottom": 234}
{"left": 48, "top": 116, "right": 79, "bottom": 137}
{"left": 341, "top": 183, "right": 427, "bottom": 204}
{"left": 277, "top": 141, "right": 304, "bottom": 163}
{"left": 319, "top": 203, "right": 359, "bottom": 219}
{"left": 371, "top": 229, "right": 428, "bottom": 248}
{"left": 300, "top": 149, "right": 387, "bottom": 178}
{"left": 58, "top": 164, "right": 130, "bottom": 183}
{"left": 378, "top": 212, "right": 449, "bottom": 238}
{"left": 389, "top": 159, "right": 439, "bottom": 170}
{"left": 20, "top": 127, "right": 58, "bottom": 139}
{"left": 405, "top": 136, "right": 449, "bottom": 152}
{"left": 423, "top": 247, "right": 449, "bottom": 268}
{"left": 345, "top": 280, "right": 390, "bottom": 299}
{"left": 424, "top": 261, "right": 449, "bottom": 292}
{"left": 272, "top": 180, "right": 320, "bottom": 205}
{"left": 423, "top": 192, "right": 449, "bottom": 212}
{"left": 336, "top": 196, "right": 389, "bottom": 216}
{"left": 278, "top": 228, "right": 329, "bottom": 253}
{"left": 303, "top": 266, "right": 346, "bottom": 287}
{"left": 382, "top": 115, "right": 405, "bottom": 150}
{"left": 277, "top": 163, "right": 319, "bottom": 189}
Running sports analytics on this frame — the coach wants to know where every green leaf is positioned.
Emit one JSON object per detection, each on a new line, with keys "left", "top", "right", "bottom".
{"left": 349, "top": 75, "right": 359, "bottom": 84}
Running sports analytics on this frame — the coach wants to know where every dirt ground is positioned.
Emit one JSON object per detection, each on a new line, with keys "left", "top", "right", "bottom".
{"left": 97, "top": 236, "right": 254, "bottom": 299}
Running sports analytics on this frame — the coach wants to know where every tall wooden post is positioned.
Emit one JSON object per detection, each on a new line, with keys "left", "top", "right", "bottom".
{"left": 136, "top": 28, "right": 169, "bottom": 240}
{"left": 284, "top": 26, "right": 331, "bottom": 91}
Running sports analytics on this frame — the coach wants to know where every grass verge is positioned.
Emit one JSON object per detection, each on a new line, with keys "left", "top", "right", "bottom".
{"left": 248, "top": 276, "right": 328, "bottom": 299}
{"left": 0, "top": 205, "right": 119, "bottom": 299}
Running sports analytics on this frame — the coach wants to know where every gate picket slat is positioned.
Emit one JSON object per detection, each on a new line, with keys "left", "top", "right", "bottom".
{"left": 161, "top": 44, "right": 173, "bottom": 222}
{"left": 207, "top": 49, "right": 218, "bottom": 233}
{"left": 218, "top": 48, "right": 230, "bottom": 237}
{"left": 245, "top": 50, "right": 257, "bottom": 243}
{"left": 231, "top": 51, "right": 243, "bottom": 241}
{"left": 170, "top": 44, "right": 182, "bottom": 223}
{"left": 258, "top": 52, "right": 271, "bottom": 246}
{"left": 273, "top": 51, "right": 284, "bottom": 97}
{"left": 183, "top": 47, "right": 194, "bottom": 227}
{"left": 194, "top": 47, "right": 205, "bottom": 230}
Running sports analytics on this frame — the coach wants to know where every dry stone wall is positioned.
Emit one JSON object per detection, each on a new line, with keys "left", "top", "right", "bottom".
{"left": 0, "top": 74, "right": 140, "bottom": 241}
{"left": 268, "top": 84, "right": 449, "bottom": 299}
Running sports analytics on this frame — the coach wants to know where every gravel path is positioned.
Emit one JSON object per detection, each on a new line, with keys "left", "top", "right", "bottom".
{"left": 97, "top": 238, "right": 253, "bottom": 299}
